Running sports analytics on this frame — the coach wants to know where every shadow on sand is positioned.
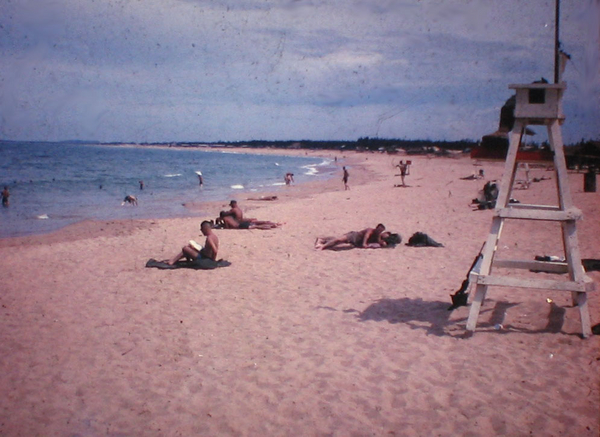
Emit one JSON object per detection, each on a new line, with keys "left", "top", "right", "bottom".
{"left": 345, "top": 298, "right": 577, "bottom": 338}
{"left": 348, "top": 298, "right": 459, "bottom": 337}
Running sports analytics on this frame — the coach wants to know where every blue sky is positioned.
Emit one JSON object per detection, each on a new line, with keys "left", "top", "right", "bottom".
{"left": 1, "top": 0, "right": 598, "bottom": 143}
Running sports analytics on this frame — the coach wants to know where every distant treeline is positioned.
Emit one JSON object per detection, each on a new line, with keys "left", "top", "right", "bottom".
{"left": 136, "top": 137, "right": 480, "bottom": 153}
{"left": 4, "top": 137, "right": 597, "bottom": 154}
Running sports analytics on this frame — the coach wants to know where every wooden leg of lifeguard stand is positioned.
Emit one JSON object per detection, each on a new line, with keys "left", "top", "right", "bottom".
{"left": 549, "top": 120, "right": 593, "bottom": 338}
{"left": 466, "top": 215, "right": 505, "bottom": 333}
{"left": 575, "top": 292, "right": 592, "bottom": 338}
{"left": 465, "top": 124, "right": 520, "bottom": 335}
{"left": 466, "top": 284, "right": 488, "bottom": 332}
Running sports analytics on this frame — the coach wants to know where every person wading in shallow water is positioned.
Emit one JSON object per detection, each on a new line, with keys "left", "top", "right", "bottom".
{"left": 2, "top": 186, "right": 10, "bottom": 207}
{"left": 122, "top": 195, "right": 138, "bottom": 206}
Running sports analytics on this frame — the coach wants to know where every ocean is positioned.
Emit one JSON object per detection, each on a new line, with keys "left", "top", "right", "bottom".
{"left": 0, "top": 142, "right": 337, "bottom": 238}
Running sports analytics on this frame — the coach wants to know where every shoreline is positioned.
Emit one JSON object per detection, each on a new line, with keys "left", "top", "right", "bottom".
{"left": 0, "top": 147, "right": 370, "bottom": 247}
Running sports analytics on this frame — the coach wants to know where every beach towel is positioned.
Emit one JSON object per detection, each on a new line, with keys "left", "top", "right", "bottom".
{"left": 145, "top": 258, "right": 231, "bottom": 270}
{"left": 406, "top": 232, "right": 444, "bottom": 247}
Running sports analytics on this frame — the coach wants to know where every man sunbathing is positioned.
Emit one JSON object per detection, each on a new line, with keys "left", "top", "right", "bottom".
{"left": 222, "top": 200, "right": 245, "bottom": 222}
{"left": 315, "top": 224, "right": 398, "bottom": 250}
{"left": 164, "top": 220, "right": 219, "bottom": 265}
{"left": 217, "top": 200, "right": 281, "bottom": 229}
{"left": 216, "top": 211, "right": 281, "bottom": 230}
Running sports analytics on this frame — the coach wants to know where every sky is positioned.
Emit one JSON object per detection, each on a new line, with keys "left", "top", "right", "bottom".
{"left": 1, "top": 0, "right": 598, "bottom": 144}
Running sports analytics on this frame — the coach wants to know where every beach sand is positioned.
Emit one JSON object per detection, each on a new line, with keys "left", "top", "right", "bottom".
{"left": 0, "top": 150, "right": 598, "bottom": 436}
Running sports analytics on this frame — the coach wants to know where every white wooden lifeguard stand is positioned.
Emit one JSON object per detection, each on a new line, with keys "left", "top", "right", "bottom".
{"left": 467, "top": 82, "right": 595, "bottom": 338}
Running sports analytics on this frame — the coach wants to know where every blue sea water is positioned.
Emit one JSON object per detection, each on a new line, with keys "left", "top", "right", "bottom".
{"left": 0, "top": 142, "right": 336, "bottom": 238}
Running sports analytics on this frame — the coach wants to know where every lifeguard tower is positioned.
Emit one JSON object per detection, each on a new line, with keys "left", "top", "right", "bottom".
{"left": 466, "top": 81, "right": 595, "bottom": 338}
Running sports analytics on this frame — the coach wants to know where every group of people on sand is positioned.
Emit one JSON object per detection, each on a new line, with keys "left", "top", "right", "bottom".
{"left": 162, "top": 200, "right": 281, "bottom": 265}
{"left": 162, "top": 196, "right": 400, "bottom": 266}
{"left": 161, "top": 162, "right": 411, "bottom": 265}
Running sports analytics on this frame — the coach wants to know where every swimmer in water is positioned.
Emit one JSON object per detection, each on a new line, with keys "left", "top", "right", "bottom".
{"left": 122, "top": 195, "right": 138, "bottom": 206}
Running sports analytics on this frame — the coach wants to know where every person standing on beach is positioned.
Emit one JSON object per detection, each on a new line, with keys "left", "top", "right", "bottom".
{"left": 398, "top": 161, "right": 409, "bottom": 186}
{"left": 165, "top": 220, "right": 219, "bottom": 264}
{"left": 342, "top": 166, "right": 350, "bottom": 190}
{"left": 139, "top": 180, "right": 144, "bottom": 190}
{"left": 197, "top": 172, "right": 203, "bottom": 186}
{"left": 2, "top": 186, "right": 10, "bottom": 207}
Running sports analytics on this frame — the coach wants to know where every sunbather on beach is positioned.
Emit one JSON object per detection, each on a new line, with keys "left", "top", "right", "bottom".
{"left": 315, "top": 224, "right": 397, "bottom": 250}
{"left": 218, "top": 200, "right": 281, "bottom": 229}
{"left": 221, "top": 200, "right": 245, "bottom": 222}
{"left": 216, "top": 211, "right": 281, "bottom": 230}
{"left": 164, "top": 220, "right": 219, "bottom": 264}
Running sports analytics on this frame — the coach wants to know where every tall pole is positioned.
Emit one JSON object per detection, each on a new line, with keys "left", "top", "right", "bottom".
{"left": 554, "top": 0, "right": 560, "bottom": 83}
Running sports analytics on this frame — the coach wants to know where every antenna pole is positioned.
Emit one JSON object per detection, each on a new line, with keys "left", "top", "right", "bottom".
{"left": 554, "top": 0, "right": 560, "bottom": 83}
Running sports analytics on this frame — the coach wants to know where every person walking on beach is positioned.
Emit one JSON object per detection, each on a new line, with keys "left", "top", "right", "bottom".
{"left": 165, "top": 220, "right": 219, "bottom": 264}
{"left": 342, "top": 166, "right": 349, "bottom": 190}
{"left": 2, "top": 186, "right": 10, "bottom": 207}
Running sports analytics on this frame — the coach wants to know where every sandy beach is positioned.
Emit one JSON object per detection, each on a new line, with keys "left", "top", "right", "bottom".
{"left": 0, "top": 149, "right": 598, "bottom": 436}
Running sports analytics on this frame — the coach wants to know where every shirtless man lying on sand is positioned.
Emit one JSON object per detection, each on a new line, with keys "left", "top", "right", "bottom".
{"left": 217, "top": 200, "right": 281, "bottom": 230}
{"left": 315, "top": 224, "right": 400, "bottom": 250}
{"left": 164, "top": 220, "right": 219, "bottom": 265}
